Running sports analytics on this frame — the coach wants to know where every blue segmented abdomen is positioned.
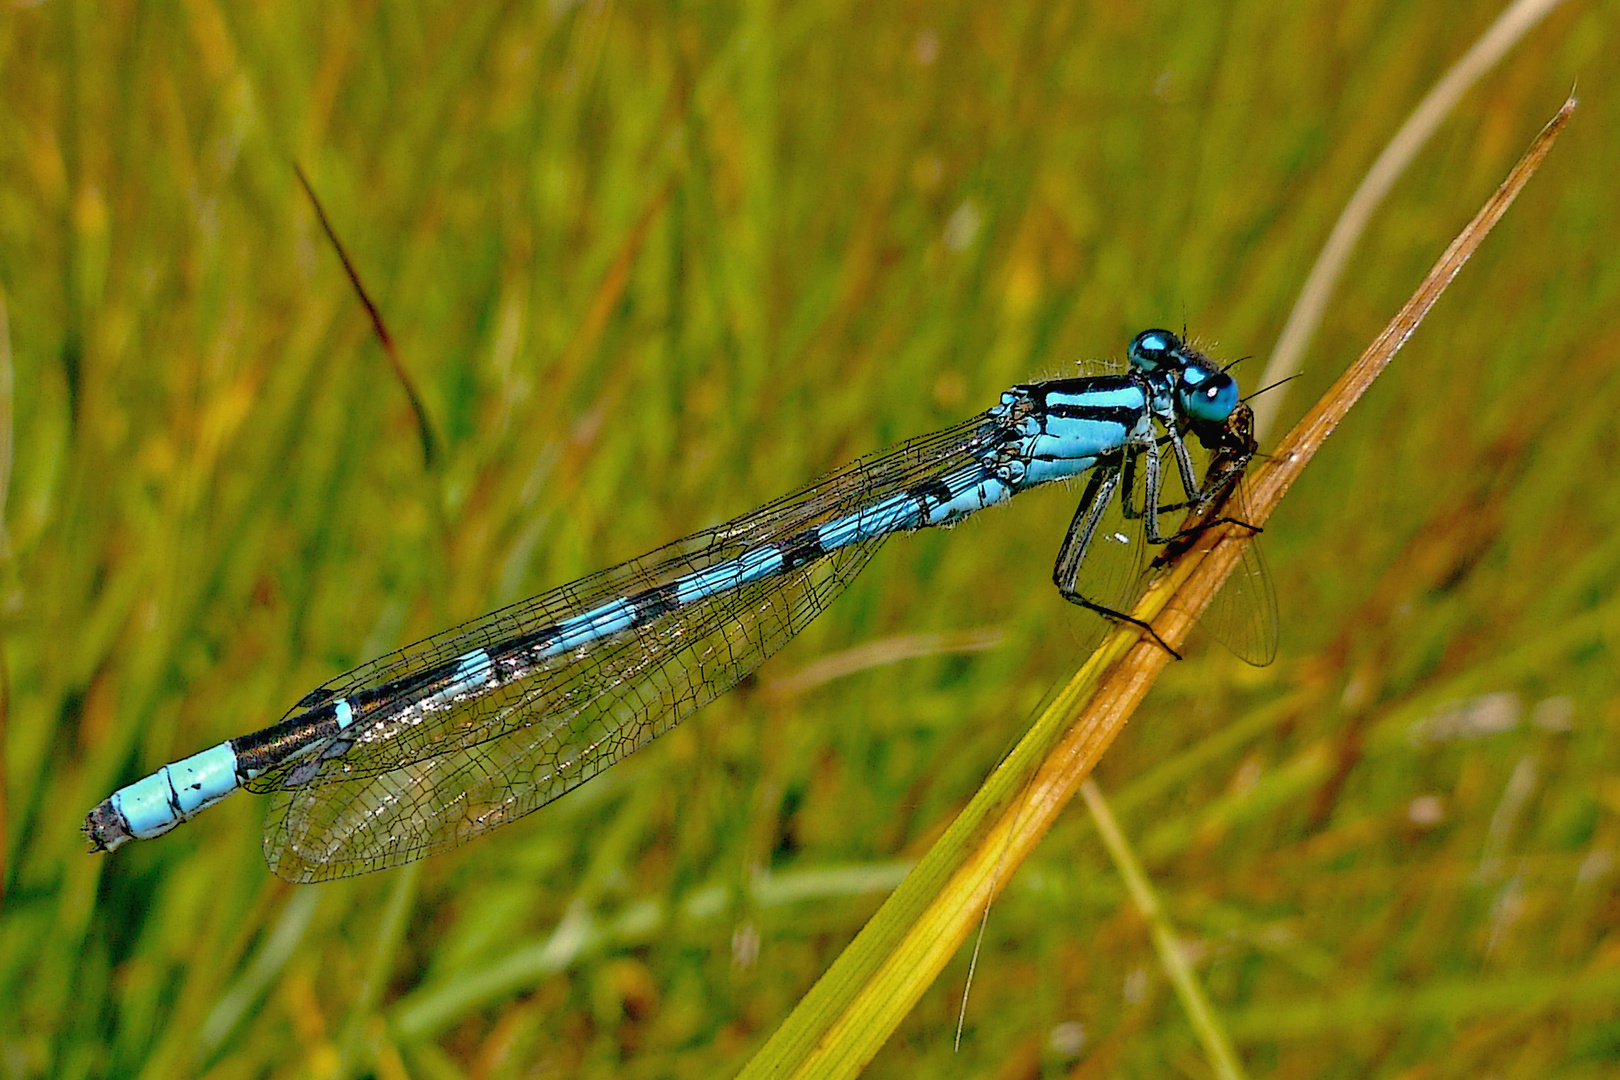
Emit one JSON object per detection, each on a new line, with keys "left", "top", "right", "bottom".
{"left": 88, "top": 741, "right": 243, "bottom": 842}
{"left": 84, "top": 693, "right": 365, "bottom": 848}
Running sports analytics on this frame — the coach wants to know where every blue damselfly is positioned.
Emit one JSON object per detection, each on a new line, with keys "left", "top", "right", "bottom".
{"left": 85, "top": 330, "right": 1274, "bottom": 881}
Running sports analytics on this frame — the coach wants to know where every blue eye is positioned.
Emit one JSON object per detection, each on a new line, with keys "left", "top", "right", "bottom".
{"left": 1128, "top": 329, "right": 1181, "bottom": 372}
{"left": 1182, "top": 372, "right": 1238, "bottom": 423}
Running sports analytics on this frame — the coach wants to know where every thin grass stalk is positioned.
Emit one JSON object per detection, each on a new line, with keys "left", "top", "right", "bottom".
{"left": 1252, "top": 0, "right": 1571, "bottom": 440}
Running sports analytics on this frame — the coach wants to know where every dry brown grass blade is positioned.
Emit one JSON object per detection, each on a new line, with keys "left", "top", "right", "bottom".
{"left": 737, "top": 94, "right": 1574, "bottom": 1080}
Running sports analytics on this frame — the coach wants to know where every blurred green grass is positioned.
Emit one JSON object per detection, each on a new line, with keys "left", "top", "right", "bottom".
{"left": 4, "top": 2, "right": 1619, "bottom": 1077}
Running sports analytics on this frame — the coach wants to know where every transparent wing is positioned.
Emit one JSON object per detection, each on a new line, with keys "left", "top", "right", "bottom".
{"left": 1190, "top": 478, "right": 1278, "bottom": 666}
{"left": 1151, "top": 404, "right": 1278, "bottom": 666}
{"left": 256, "top": 412, "right": 1003, "bottom": 881}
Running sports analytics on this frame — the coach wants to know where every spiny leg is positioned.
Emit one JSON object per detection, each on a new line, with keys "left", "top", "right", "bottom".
{"left": 1162, "top": 420, "right": 1204, "bottom": 507}
{"left": 1052, "top": 460, "right": 1181, "bottom": 660}
{"left": 1116, "top": 439, "right": 1172, "bottom": 545}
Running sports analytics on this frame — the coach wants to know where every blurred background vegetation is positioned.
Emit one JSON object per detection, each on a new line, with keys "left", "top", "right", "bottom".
{"left": 3, "top": 2, "right": 1618, "bottom": 1077}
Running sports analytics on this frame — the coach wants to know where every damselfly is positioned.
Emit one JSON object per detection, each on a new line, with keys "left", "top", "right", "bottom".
{"left": 85, "top": 330, "right": 1275, "bottom": 881}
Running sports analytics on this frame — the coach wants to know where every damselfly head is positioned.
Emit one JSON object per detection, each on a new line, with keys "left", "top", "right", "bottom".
{"left": 1130, "top": 329, "right": 1242, "bottom": 437}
